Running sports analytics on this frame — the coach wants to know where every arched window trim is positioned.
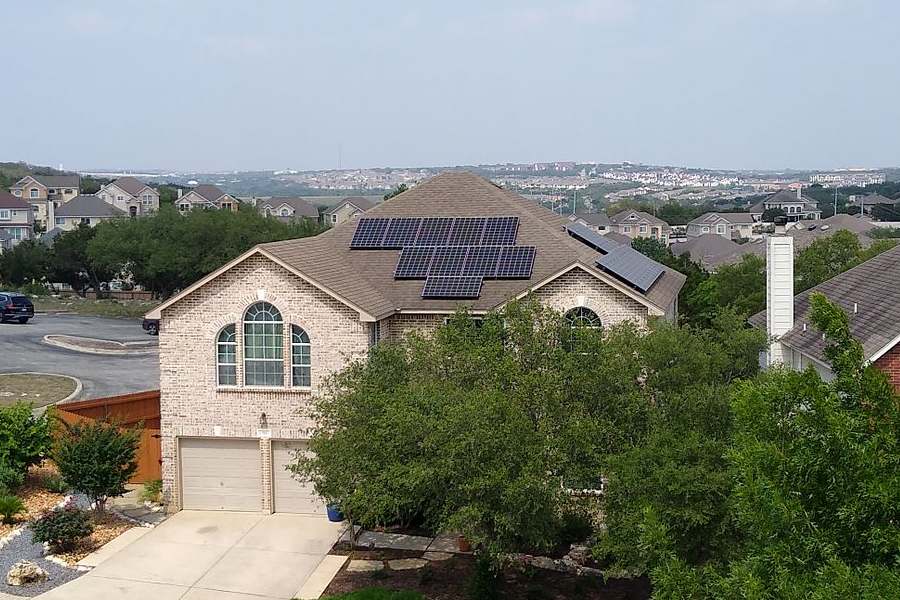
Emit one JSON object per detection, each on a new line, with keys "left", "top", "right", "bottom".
{"left": 243, "top": 301, "right": 284, "bottom": 387}
{"left": 290, "top": 325, "right": 311, "bottom": 388}
{"left": 565, "top": 307, "right": 603, "bottom": 329}
{"left": 216, "top": 324, "right": 237, "bottom": 387}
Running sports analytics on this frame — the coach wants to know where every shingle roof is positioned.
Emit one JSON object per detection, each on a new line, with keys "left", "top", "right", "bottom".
{"left": 324, "top": 196, "right": 376, "bottom": 215}
{"left": 260, "top": 172, "right": 684, "bottom": 319}
{"left": 16, "top": 174, "right": 81, "bottom": 189}
{"left": 688, "top": 212, "right": 755, "bottom": 226}
{"left": 850, "top": 193, "right": 895, "bottom": 206}
{"left": 749, "top": 243, "right": 900, "bottom": 363}
{"left": 192, "top": 185, "right": 227, "bottom": 203}
{"left": 673, "top": 234, "right": 742, "bottom": 269}
{"left": 571, "top": 212, "right": 611, "bottom": 227}
{"left": 259, "top": 197, "right": 319, "bottom": 218}
{"left": 609, "top": 209, "right": 668, "bottom": 227}
{"left": 0, "top": 191, "right": 31, "bottom": 210}
{"left": 786, "top": 214, "right": 877, "bottom": 251}
{"left": 111, "top": 177, "right": 151, "bottom": 197}
{"left": 55, "top": 195, "right": 127, "bottom": 218}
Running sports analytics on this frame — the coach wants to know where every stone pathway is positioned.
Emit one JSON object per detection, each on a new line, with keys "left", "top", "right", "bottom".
{"left": 341, "top": 529, "right": 471, "bottom": 574}
{"left": 108, "top": 489, "right": 167, "bottom": 526}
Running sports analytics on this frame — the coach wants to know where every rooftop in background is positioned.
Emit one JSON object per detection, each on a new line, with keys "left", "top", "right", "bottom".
{"left": 0, "top": 191, "right": 31, "bottom": 209}
{"left": 11, "top": 174, "right": 81, "bottom": 188}
{"left": 109, "top": 176, "right": 153, "bottom": 196}
{"left": 55, "top": 195, "right": 127, "bottom": 218}
{"left": 571, "top": 212, "right": 611, "bottom": 227}
{"left": 673, "top": 234, "right": 742, "bottom": 270}
{"left": 687, "top": 212, "right": 756, "bottom": 226}
{"left": 609, "top": 209, "right": 668, "bottom": 226}
{"left": 324, "top": 196, "right": 376, "bottom": 215}
{"left": 258, "top": 197, "right": 320, "bottom": 219}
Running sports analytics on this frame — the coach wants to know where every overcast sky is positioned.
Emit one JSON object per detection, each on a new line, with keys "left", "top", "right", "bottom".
{"left": 3, "top": 1, "right": 899, "bottom": 172}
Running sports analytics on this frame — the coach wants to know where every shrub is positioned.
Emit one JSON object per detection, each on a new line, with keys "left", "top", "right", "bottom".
{"left": 0, "top": 494, "right": 25, "bottom": 524}
{"left": 139, "top": 479, "right": 163, "bottom": 504}
{"left": 30, "top": 506, "right": 93, "bottom": 553}
{"left": 0, "top": 463, "right": 25, "bottom": 494}
{"left": 0, "top": 403, "right": 52, "bottom": 490}
{"left": 42, "top": 474, "right": 69, "bottom": 494}
{"left": 53, "top": 420, "right": 140, "bottom": 512}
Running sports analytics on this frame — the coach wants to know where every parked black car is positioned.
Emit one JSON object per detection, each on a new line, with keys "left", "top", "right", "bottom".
{"left": 0, "top": 292, "right": 34, "bottom": 324}
{"left": 142, "top": 318, "right": 160, "bottom": 335}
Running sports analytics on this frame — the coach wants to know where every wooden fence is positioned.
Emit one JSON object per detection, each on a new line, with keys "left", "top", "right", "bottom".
{"left": 55, "top": 390, "right": 161, "bottom": 483}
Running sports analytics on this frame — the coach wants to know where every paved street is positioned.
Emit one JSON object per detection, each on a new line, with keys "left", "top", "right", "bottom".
{"left": 0, "top": 314, "right": 158, "bottom": 400}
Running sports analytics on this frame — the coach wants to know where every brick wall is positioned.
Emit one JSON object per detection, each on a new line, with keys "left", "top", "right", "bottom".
{"left": 874, "top": 343, "right": 900, "bottom": 391}
{"left": 530, "top": 267, "right": 649, "bottom": 328}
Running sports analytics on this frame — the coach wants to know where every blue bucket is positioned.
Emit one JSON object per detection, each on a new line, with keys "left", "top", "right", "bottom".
{"left": 326, "top": 505, "right": 345, "bottom": 522}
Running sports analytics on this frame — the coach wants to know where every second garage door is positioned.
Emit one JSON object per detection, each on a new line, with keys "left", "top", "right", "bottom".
{"left": 180, "top": 438, "right": 262, "bottom": 511}
{"left": 272, "top": 440, "right": 325, "bottom": 514}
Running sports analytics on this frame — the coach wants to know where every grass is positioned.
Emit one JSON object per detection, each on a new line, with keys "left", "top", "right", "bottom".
{"left": 0, "top": 373, "right": 77, "bottom": 407}
{"left": 321, "top": 589, "right": 425, "bottom": 600}
{"left": 32, "top": 296, "right": 157, "bottom": 319}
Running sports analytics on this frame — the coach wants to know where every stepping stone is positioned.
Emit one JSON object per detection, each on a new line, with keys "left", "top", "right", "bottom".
{"left": 423, "top": 551, "right": 453, "bottom": 561}
{"left": 428, "top": 534, "right": 464, "bottom": 553}
{"left": 388, "top": 558, "right": 428, "bottom": 570}
{"left": 351, "top": 531, "right": 432, "bottom": 551}
{"left": 346, "top": 560, "right": 384, "bottom": 573}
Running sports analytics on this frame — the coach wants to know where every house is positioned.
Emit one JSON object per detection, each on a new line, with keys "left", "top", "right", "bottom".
{"left": 608, "top": 209, "right": 671, "bottom": 243}
{"left": 751, "top": 238, "right": 900, "bottom": 390}
{"left": 847, "top": 193, "right": 896, "bottom": 216}
{"left": 672, "top": 234, "right": 742, "bottom": 271}
{"left": 53, "top": 195, "right": 127, "bottom": 231}
{"left": 176, "top": 185, "right": 239, "bottom": 212}
{"left": 568, "top": 212, "right": 611, "bottom": 234}
{"left": 145, "top": 171, "right": 685, "bottom": 513}
{"left": 686, "top": 212, "right": 755, "bottom": 240}
{"left": 323, "top": 196, "right": 375, "bottom": 226}
{"left": 0, "top": 192, "right": 34, "bottom": 250}
{"left": 9, "top": 174, "right": 80, "bottom": 229}
{"left": 97, "top": 177, "right": 160, "bottom": 216}
{"left": 257, "top": 197, "right": 320, "bottom": 222}
{"left": 749, "top": 188, "right": 822, "bottom": 222}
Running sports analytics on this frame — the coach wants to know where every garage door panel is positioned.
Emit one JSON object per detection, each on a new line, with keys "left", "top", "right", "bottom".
{"left": 272, "top": 440, "right": 326, "bottom": 514}
{"left": 180, "top": 438, "right": 262, "bottom": 512}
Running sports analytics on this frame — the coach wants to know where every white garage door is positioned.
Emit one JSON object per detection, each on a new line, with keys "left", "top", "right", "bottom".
{"left": 180, "top": 438, "right": 262, "bottom": 511}
{"left": 272, "top": 440, "right": 325, "bottom": 514}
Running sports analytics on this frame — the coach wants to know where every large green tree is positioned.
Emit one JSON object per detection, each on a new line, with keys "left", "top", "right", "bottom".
{"left": 47, "top": 224, "right": 118, "bottom": 295}
{"left": 0, "top": 240, "right": 50, "bottom": 286}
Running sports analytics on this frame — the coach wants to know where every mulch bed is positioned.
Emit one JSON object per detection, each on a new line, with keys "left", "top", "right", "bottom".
{"left": 324, "top": 548, "right": 650, "bottom": 600}
{"left": 54, "top": 511, "right": 135, "bottom": 565}
{"left": 0, "top": 464, "right": 65, "bottom": 538}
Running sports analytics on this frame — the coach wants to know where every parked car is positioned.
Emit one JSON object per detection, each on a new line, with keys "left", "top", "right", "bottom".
{"left": 142, "top": 318, "right": 159, "bottom": 335}
{"left": 0, "top": 292, "right": 35, "bottom": 324}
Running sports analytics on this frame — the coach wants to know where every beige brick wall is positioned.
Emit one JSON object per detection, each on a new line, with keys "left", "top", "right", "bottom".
{"left": 530, "top": 267, "right": 649, "bottom": 328}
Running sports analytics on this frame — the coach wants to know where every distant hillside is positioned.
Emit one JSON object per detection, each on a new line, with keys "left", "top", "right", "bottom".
{"left": 0, "top": 161, "right": 77, "bottom": 190}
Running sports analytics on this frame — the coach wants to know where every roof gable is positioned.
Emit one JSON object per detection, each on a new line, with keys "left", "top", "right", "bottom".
{"left": 55, "top": 195, "right": 127, "bottom": 218}
{"left": 110, "top": 177, "right": 153, "bottom": 197}
{"left": 0, "top": 191, "right": 32, "bottom": 209}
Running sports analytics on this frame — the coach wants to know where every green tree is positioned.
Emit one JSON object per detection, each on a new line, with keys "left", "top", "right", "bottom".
{"left": 794, "top": 231, "right": 896, "bottom": 292}
{"left": 631, "top": 237, "right": 709, "bottom": 326}
{"left": 53, "top": 420, "right": 140, "bottom": 512}
{"left": 0, "top": 404, "right": 52, "bottom": 491}
{"left": 760, "top": 207, "right": 785, "bottom": 222}
{"left": 47, "top": 224, "right": 119, "bottom": 295}
{"left": 0, "top": 240, "right": 50, "bottom": 286}
{"left": 686, "top": 254, "right": 765, "bottom": 326}
{"left": 383, "top": 184, "right": 408, "bottom": 201}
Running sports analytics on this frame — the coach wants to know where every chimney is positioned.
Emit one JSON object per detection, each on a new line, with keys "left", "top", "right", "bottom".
{"left": 796, "top": 185, "right": 802, "bottom": 200}
{"left": 766, "top": 237, "right": 794, "bottom": 366}
{"left": 177, "top": 188, "right": 183, "bottom": 199}
{"left": 47, "top": 199, "right": 56, "bottom": 230}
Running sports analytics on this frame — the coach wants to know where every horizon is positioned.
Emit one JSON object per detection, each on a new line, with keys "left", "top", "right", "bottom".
{"left": 4, "top": 1, "right": 900, "bottom": 172}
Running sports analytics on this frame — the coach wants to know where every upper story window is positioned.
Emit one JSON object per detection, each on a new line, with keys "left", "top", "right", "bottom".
{"left": 48, "top": 188, "right": 57, "bottom": 194}
{"left": 281, "top": 208, "right": 290, "bottom": 217}
{"left": 639, "top": 225, "right": 647, "bottom": 234}
{"left": 217, "top": 325, "right": 237, "bottom": 386}
{"left": 291, "top": 326, "right": 311, "bottom": 387}
{"left": 702, "top": 226, "right": 709, "bottom": 233}
{"left": 55, "top": 217, "right": 64, "bottom": 225}
{"left": 80, "top": 218, "right": 91, "bottom": 225}
{"left": 623, "top": 225, "right": 632, "bottom": 233}
{"left": 717, "top": 224, "right": 725, "bottom": 234}
{"left": 565, "top": 307, "right": 602, "bottom": 329}
{"left": 179, "top": 203, "right": 190, "bottom": 211}
{"left": 142, "top": 194, "right": 152, "bottom": 204}
{"left": 116, "top": 195, "right": 124, "bottom": 202}
{"left": 243, "top": 302, "right": 283, "bottom": 387}
{"left": 0, "top": 210, "right": 10, "bottom": 221}
{"left": 64, "top": 189, "right": 73, "bottom": 194}
{"left": 30, "top": 188, "right": 39, "bottom": 198}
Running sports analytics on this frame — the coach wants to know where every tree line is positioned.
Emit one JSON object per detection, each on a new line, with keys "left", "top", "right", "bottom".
{"left": 0, "top": 205, "right": 323, "bottom": 298}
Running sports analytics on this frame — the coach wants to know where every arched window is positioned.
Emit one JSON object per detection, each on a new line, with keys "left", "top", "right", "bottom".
{"left": 565, "top": 307, "right": 602, "bottom": 329}
{"left": 291, "top": 325, "right": 311, "bottom": 387}
{"left": 243, "top": 302, "right": 283, "bottom": 387}
{"left": 216, "top": 325, "right": 237, "bottom": 386}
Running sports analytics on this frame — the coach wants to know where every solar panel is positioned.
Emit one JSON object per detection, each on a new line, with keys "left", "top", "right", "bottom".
{"left": 350, "top": 218, "right": 390, "bottom": 248}
{"left": 394, "top": 246, "right": 434, "bottom": 279}
{"left": 596, "top": 246, "right": 664, "bottom": 292}
{"left": 564, "top": 222, "right": 620, "bottom": 254}
{"left": 448, "top": 218, "right": 486, "bottom": 245}
{"left": 421, "top": 276, "right": 483, "bottom": 299}
{"left": 430, "top": 246, "right": 469, "bottom": 276}
{"left": 496, "top": 246, "right": 536, "bottom": 278}
{"left": 382, "top": 218, "right": 422, "bottom": 248}
{"left": 415, "top": 218, "right": 454, "bottom": 245}
{"left": 482, "top": 217, "right": 519, "bottom": 245}
{"left": 462, "top": 245, "right": 502, "bottom": 277}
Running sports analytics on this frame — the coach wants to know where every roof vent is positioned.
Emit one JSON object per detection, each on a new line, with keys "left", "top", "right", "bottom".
{"left": 853, "top": 302, "right": 858, "bottom": 314}
{"left": 802, "top": 323, "right": 807, "bottom": 332}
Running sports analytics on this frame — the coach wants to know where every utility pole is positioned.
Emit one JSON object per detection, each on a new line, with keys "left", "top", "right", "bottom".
{"left": 833, "top": 188, "right": 837, "bottom": 217}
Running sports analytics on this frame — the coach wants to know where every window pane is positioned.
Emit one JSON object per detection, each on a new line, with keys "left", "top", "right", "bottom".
{"left": 218, "top": 365, "right": 237, "bottom": 386}
{"left": 292, "top": 366, "right": 311, "bottom": 387}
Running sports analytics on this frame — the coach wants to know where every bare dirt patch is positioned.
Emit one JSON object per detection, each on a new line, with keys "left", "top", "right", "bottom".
{"left": 54, "top": 512, "right": 135, "bottom": 565}
{"left": 0, "top": 373, "right": 77, "bottom": 408}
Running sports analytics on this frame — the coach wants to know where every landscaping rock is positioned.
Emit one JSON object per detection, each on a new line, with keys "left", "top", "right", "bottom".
{"left": 388, "top": 558, "right": 428, "bottom": 570}
{"left": 423, "top": 551, "right": 453, "bottom": 561}
{"left": 346, "top": 560, "right": 384, "bottom": 573}
{"left": 568, "top": 544, "right": 592, "bottom": 565}
{"left": 6, "top": 561, "right": 48, "bottom": 586}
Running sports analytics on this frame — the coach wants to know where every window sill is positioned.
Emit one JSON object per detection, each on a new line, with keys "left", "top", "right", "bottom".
{"left": 216, "top": 386, "right": 312, "bottom": 393}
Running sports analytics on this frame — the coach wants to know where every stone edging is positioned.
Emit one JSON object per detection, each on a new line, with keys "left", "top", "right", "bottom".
{"left": 42, "top": 335, "right": 158, "bottom": 356}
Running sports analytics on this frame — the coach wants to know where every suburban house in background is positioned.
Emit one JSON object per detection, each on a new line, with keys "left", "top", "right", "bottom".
{"left": 52, "top": 195, "right": 127, "bottom": 231}
{"left": 752, "top": 238, "right": 900, "bottom": 391}
{"left": 608, "top": 209, "right": 671, "bottom": 243}
{"left": 686, "top": 212, "right": 755, "bottom": 240}
{"left": 145, "top": 171, "right": 684, "bottom": 514}
{"left": 847, "top": 192, "right": 896, "bottom": 216}
{"left": 323, "top": 196, "right": 375, "bottom": 226}
{"left": 176, "top": 184, "right": 240, "bottom": 212}
{"left": 749, "top": 188, "right": 822, "bottom": 222}
{"left": 97, "top": 176, "right": 160, "bottom": 216}
{"left": 568, "top": 211, "right": 611, "bottom": 234}
{"left": 8, "top": 174, "right": 80, "bottom": 230}
{"left": 673, "top": 233, "right": 742, "bottom": 271}
{"left": 0, "top": 191, "right": 34, "bottom": 250}
{"left": 257, "top": 197, "right": 320, "bottom": 223}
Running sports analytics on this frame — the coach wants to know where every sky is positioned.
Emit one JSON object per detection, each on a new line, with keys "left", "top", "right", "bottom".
{"left": 3, "top": 0, "right": 900, "bottom": 173}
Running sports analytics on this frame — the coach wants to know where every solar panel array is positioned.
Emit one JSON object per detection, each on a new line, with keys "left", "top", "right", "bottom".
{"left": 596, "top": 246, "right": 665, "bottom": 292}
{"left": 564, "top": 222, "right": 621, "bottom": 254}
{"left": 350, "top": 216, "right": 534, "bottom": 299}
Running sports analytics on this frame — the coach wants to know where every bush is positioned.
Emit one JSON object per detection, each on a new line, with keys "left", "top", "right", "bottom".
{"left": 42, "top": 474, "right": 69, "bottom": 494}
{"left": 53, "top": 420, "right": 140, "bottom": 512}
{"left": 325, "top": 589, "right": 424, "bottom": 600}
{"left": 30, "top": 506, "right": 93, "bottom": 553}
{"left": 0, "top": 463, "right": 25, "bottom": 494}
{"left": 0, "top": 494, "right": 25, "bottom": 524}
{"left": 139, "top": 479, "right": 163, "bottom": 504}
{"left": 0, "top": 403, "right": 52, "bottom": 491}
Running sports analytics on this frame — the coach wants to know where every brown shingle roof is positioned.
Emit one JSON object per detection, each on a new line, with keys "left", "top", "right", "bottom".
{"left": 609, "top": 209, "right": 668, "bottom": 227}
{"left": 687, "top": 212, "right": 755, "bottom": 226}
{"left": 111, "top": 177, "right": 151, "bottom": 197}
{"left": 16, "top": 174, "right": 81, "bottom": 189}
{"left": 55, "top": 195, "right": 126, "bottom": 218}
{"left": 673, "top": 234, "right": 741, "bottom": 270}
{"left": 749, "top": 243, "right": 900, "bottom": 363}
{"left": 259, "top": 197, "right": 319, "bottom": 218}
{"left": 261, "top": 172, "right": 684, "bottom": 319}
{"left": 193, "top": 185, "right": 227, "bottom": 203}
{"left": 0, "top": 191, "right": 31, "bottom": 209}
{"left": 324, "top": 196, "right": 376, "bottom": 215}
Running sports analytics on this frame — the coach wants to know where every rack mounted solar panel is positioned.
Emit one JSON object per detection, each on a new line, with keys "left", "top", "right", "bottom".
{"left": 429, "top": 246, "right": 469, "bottom": 276}
{"left": 382, "top": 217, "right": 423, "bottom": 248}
{"left": 596, "top": 246, "right": 664, "bottom": 292}
{"left": 481, "top": 216, "right": 519, "bottom": 245}
{"left": 563, "top": 222, "right": 620, "bottom": 254}
{"left": 421, "top": 276, "right": 484, "bottom": 299}
{"left": 462, "top": 245, "right": 503, "bottom": 277}
{"left": 394, "top": 246, "right": 435, "bottom": 279}
{"left": 448, "top": 217, "right": 486, "bottom": 245}
{"left": 495, "top": 246, "right": 536, "bottom": 278}
{"left": 349, "top": 218, "right": 391, "bottom": 248}
{"left": 415, "top": 217, "right": 455, "bottom": 246}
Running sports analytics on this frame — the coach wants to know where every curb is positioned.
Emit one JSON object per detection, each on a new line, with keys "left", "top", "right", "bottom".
{"left": 1, "top": 372, "right": 83, "bottom": 414}
{"left": 42, "top": 335, "right": 158, "bottom": 356}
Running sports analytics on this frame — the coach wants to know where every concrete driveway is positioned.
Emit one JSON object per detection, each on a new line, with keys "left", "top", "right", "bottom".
{"left": 39, "top": 511, "right": 345, "bottom": 600}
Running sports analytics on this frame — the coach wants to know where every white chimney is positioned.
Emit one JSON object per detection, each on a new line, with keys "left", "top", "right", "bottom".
{"left": 766, "top": 236, "right": 794, "bottom": 366}
{"left": 796, "top": 185, "right": 802, "bottom": 200}
{"left": 177, "top": 188, "right": 183, "bottom": 199}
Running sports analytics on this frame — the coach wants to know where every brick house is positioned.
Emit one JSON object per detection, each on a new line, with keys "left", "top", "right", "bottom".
{"left": 147, "top": 172, "right": 685, "bottom": 514}
{"left": 97, "top": 177, "right": 160, "bottom": 216}
{"left": 608, "top": 209, "right": 671, "bottom": 243}
{"left": 53, "top": 195, "right": 127, "bottom": 231}
{"left": 323, "top": 196, "right": 375, "bottom": 226}
{"left": 686, "top": 212, "right": 755, "bottom": 240}
{"left": 751, "top": 238, "right": 900, "bottom": 390}
{"left": 257, "top": 197, "right": 320, "bottom": 223}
